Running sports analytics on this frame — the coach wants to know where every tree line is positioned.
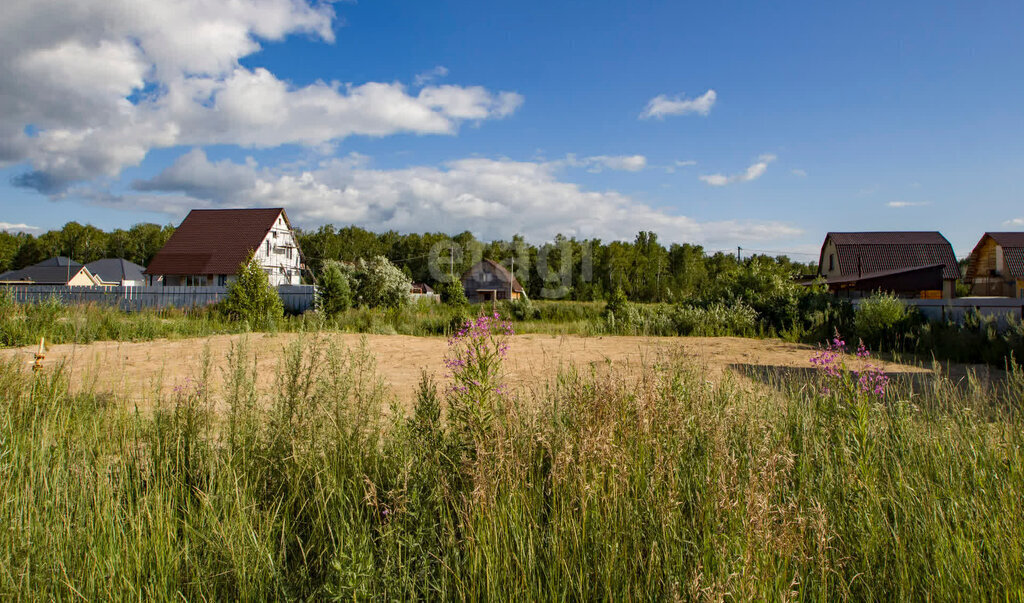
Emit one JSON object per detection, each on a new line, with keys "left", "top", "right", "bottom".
{"left": 1, "top": 221, "right": 818, "bottom": 303}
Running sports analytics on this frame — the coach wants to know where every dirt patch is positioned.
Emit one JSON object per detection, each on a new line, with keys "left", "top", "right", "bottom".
{"left": 1, "top": 333, "right": 943, "bottom": 409}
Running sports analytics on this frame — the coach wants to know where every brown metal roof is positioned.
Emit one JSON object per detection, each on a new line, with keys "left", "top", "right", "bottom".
{"left": 821, "top": 231, "right": 961, "bottom": 280}
{"left": 986, "top": 232, "right": 1024, "bottom": 249}
{"left": 825, "top": 231, "right": 951, "bottom": 245}
{"left": 144, "top": 208, "right": 285, "bottom": 276}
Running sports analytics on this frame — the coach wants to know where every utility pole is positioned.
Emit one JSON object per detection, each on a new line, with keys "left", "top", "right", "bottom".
{"left": 509, "top": 256, "right": 514, "bottom": 299}
{"left": 737, "top": 246, "right": 742, "bottom": 262}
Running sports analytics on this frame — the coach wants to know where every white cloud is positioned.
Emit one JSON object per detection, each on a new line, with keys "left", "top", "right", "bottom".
{"left": 126, "top": 150, "right": 801, "bottom": 245}
{"left": 1, "top": 0, "right": 522, "bottom": 193}
{"left": 886, "top": 201, "right": 930, "bottom": 208}
{"left": 413, "top": 65, "right": 449, "bottom": 87}
{"left": 565, "top": 154, "right": 647, "bottom": 172}
{"left": 791, "top": 168, "right": 807, "bottom": 177}
{"left": 640, "top": 89, "right": 716, "bottom": 119}
{"left": 664, "top": 160, "right": 696, "bottom": 174}
{"left": 1004, "top": 218, "right": 1024, "bottom": 227}
{"left": 699, "top": 154, "right": 777, "bottom": 187}
{"left": 0, "top": 221, "right": 40, "bottom": 233}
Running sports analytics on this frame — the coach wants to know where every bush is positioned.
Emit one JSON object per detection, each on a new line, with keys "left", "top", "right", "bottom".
{"left": 502, "top": 296, "right": 537, "bottom": 321}
{"left": 352, "top": 256, "right": 411, "bottom": 309}
{"left": 854, "top": 292, "right": 916, "bottom": 349}
{"left": 436, "top": 278, "right": 468, "bottom": 307}
{"left": 222, "top": 253, "right": 284, "bottom": 329}
{"left": 316, "top": 260, "right": 352, "bottom": 316}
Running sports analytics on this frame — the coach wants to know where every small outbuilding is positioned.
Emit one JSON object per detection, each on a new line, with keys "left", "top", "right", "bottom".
{"left": 0, "top": 257, "right": 101, "bottom": 286}
{"left": 964, "top": 232, "right": 1024, "bottom": 298}
{"left": 818, "top": 231, "right": 961, "bottom": 299}
{"left": 461, "top": 259, "right": 524, "bottom": 303}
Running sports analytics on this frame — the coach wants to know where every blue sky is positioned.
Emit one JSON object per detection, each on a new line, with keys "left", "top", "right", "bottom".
{"left": 2, "top": 0, "right": 1023, "bottom": 258}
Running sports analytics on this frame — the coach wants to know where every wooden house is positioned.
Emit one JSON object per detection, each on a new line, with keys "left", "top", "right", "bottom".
{"left": 145, "top": 208, "right": 304, "bottom": 287}
{"left": 818, "top": 231, "right": 961, "bottom": 299}
{"left": 0, "top": 257, "right": 101, "bottom": 286}
{"left": 964, "top": 232, "right": 1024, "bottom": 298}
{"left": 461, "top": 259, "right": 524, "bottom": 303}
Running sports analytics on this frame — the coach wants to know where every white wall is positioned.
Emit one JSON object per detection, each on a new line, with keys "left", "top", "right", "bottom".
{"left": 253, "top": 213, "right": 303, "bottom": 286}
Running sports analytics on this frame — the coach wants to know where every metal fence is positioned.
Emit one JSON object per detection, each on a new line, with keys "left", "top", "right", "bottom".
{"left": 853, "top": 297, "right": 1024, "bottom": 328}
{"left": 2, "top": 284, "right": 316, "bottom": 313}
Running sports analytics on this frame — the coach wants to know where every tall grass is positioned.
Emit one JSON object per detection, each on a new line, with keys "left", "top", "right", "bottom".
{"left": 1, "top": 332, "right": 1022, "bottom": 599}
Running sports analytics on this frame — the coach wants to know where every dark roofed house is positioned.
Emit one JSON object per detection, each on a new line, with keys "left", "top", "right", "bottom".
{"left": 145, "top": 208, "right": 304, "bottom": 287}
{"left": 818, "top": 231, "right": 961, "bottom": 299}
{"left": 964, "top": 232, "right": 1024, "bottom": 298}
{"left": 461, "top": 259, "right": 524, "bottom": 303}
{"left": 86, "top": 258, "right": 147, "bottom": 287}
{"left": 0, "top": 257, "right": 100, "bottom": 286}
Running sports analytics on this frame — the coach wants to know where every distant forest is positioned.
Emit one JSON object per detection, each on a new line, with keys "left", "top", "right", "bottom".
{"left": 0, "top": 222, "right": 818, "bottom": 302}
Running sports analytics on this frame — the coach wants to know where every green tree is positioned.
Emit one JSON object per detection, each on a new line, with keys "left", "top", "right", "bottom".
{"left": 353, "top": 255, "right": 411, "bottom": 308}
{"left": 317, "top": 260, "right": 352, "bottom": 315}
{"left": 222, "top": 253, "right": 284, "bottom": 329}
{"left": 437, "top": 277, "right": 468, "bottom": 307}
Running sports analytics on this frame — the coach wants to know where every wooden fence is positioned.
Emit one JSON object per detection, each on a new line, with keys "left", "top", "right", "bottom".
{"left": 2, "top": 284, "right": 316, "bottom": 314}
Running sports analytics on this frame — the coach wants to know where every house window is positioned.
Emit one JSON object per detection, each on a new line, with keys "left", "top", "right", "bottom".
{"left": 217, "top": 275, "right": 227, "bottom": 286}
{"left": 266, "top": 240, "right": 271, "bottom": 255}
{"left": 286, "top": 247, "right": 292, "bottom": 260}
{"left": 828, "top": 254, "right": 834, "bottom": 272}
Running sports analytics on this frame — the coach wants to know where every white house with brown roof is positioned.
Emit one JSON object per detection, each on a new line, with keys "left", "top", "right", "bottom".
{"left": 144, "top": 208, "right": 304, "bottom": 287}
{"left": 964, "top": 232, "right": 1024, "bottom": 298}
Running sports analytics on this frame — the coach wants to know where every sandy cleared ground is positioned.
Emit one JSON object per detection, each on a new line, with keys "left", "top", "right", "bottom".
{"left": 1, "top": 333, "right": 942, "bottom": 409}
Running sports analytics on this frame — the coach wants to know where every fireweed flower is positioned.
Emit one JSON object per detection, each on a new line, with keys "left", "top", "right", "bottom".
{"left": 445, "top": 313, "right": 515, "bottom": 400}
{"left": 810, "top": 332, "right": 889, "bottom": 399}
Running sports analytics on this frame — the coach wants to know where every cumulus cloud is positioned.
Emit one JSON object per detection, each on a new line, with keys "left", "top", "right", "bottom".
{"left": 886, "top": 201, "right": 930, "bottom": 208}
{"left": 640, "top": 89, "right": 716, "bottom": 119}
{"left": 127, "top": 150, "right": 801, "bottom": 245}
{"left": 1004, "top": 218, "right": 1024, "bottom": 226}
{"left": 1, "top": 0, "right": 522, "bottom": 193}
{"left": 699, "top": 154, "right": 777, "bottom": 187}
{"left": 791, "top": 168, "right": 807, "bottom": 177}
{"left": 0, "top": 221, "right": 40, "bottom": 234}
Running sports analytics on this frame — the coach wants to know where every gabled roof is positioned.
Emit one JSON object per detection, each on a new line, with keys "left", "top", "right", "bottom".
{"left": 0, "top": 264, "right": 94, "bottom": 285}
{"left": 463, "top": 259, "right": 525, "bottom": 292}
{"left": 144, "top": 208, "right": 287, "bottom": 276}
{"left": 965, "top": 232, "right": 1024, "bottom": 280}
{"left": 86, "top": 258, "right": 146, "bottom": 284}
{"left": 821, "top": 231, "right": 961, "bottom": 281}
{"left": 35, "top": 256, "right": 82, "bottom": 268}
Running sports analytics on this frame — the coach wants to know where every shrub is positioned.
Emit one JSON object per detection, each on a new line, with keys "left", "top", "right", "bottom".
{"left": 352, "top": 255, "right": 411, "bottom": 309}
{"left": 316, "top": 260, "right": 352, "bottom": 316}
{"left": 854, "top": 292, "right": 915, "bottom": 349}
{"left": 436, "top": 278, "right": 468, "bottom": 307}
{"left": 222, "top": 253, "right": 283, "bottom": 329}
{"left": 502, "top": 296, "right": 536, "bottom": 321}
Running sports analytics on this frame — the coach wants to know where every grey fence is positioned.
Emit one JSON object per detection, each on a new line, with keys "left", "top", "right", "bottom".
{"left": 853, "top": 297, "right": 1024, "bottom": 329}
{"left": 3, "top": 284, "right": 316, "bottom": 313}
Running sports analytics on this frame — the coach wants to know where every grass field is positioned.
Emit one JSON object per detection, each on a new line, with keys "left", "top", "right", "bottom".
{"left": 1, "top": 325, "right": 1022, "bottom": 599}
